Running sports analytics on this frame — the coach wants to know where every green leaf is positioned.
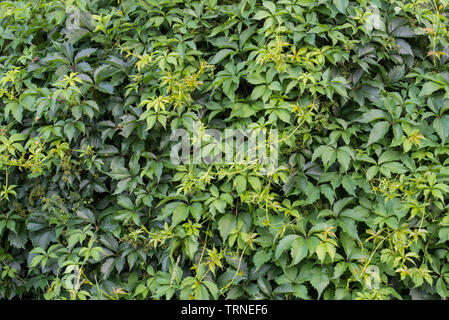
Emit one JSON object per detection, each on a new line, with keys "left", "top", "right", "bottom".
{"left": 97, "top": 82, "right": 114, "bottom": 94}
{"left": 310, "top": 267, "right": 330, "bottom": 299}
{"left": 438, "top": 228, "right": 449, "bottom": 243}
{"left": 339, "top": 218, "right": 359, "bottom": 239}
{"left": 378, "top": 150, "right": 400, "bottom": 164}
{"left": 391, "top": 26, "right": 415, "bottom": 38}
{"left": 333, "top": 0, "right": 348, "bottom": 13}
{"left": 253, "top": 250, "right": 272, "bottom": 270}
{"left": 146, "top": 114, "right": 157, "bottom": 130}
{"left": 341, "top": 175, "right": 357, "bottom": 196}
{"left": 320, "top": 184, "right": 335, "bottom": 205}
{"left": 359, "top": 109, "right": 388, "bottom": 123}
{"left": 172, "top": 204, "right": 190, "bottom": 226}
{"left": 213, "top": 199, "right": 226, "bottom": 214}
{"left": 217, "top": 213, "right": 236, "bottom": 241}
{"left": 156, "top": 195, "right": 188, "bottom": 208}
{"left": 367, "top": 121, "right": 390, "bottom": 145}
{"left": 420, "top": 82, "right": 443, "bottom": 96}
{"left": 64, "top": 123, "right": 76, "bottom": 141}
{"left": 321, "top": 146, "right": 337, "bottom": 168}
{"left": 117, "top": 195, "right": 134, "bottom": 210}
{"left": 315, "top": 242, "right": 326, "bottom": 263}
{"left": 230, "top": 103, "right": 256, "bottom": 118}
{"left": 101, "top": 258, "right": 115, "bottom": 279}
{"left": 337, "top": 148, "right": 351, "bottom": 172}
{"left": 381, "top": 161, "right": 407, "bottom": 174}
{"left": 434, "top": 115, "right": 449, "bottom": 145}
{"left": 76, "top": 208, "right": 96, "bottom": 224}
{"left": 277, "top": 109, "right": 291, "bottom": 123}
{"left": 184, "top": 237, "right": 199, "bottom": 259}
{"left": 333, "top": 262, "right": 347, "bottom": 279}
{"left": 388, "top": 65, "right": 405, "bottom": 82}
{"left": 248, "top": 176, "right": 261, "bottom": 192}
{"left": 290, "top": 237, "right": 308, "bottom": 265}
{"left": 262, "top": 1, "right": 276, "bottom": 15}
{"left": 251, "top": 85, "right": 267, "bottom": 100}
{"left": 11, "top": 103, "right": 23, "bottom": 123}
{"left": 190, "top": 203, "right": 202, "bottom": 221}
{"left": 273, "top": 283, "right": 295, "bottom": 295}
{"left": 210, "top": 49, "right": 234, "bottom": 65}
{"left": 30, "top": 255, "right": 44, "bottom": 268}
{"left": 75, "top": 48, "right": 96, "bottom": 63}
{"left": 366, "top": 166, "right": 378, "bottom": 180}
{"left": 436, "top": 278, "right": 448, "bottom": 299}
{"left": 305, "top": 182, "right": 320, "bottom": 205}
{"left": 234, "top": 175, "right": 247, "bottom": 195}
{"left": 275, "top": 234, "right": 299, "bottom": 259}
{"left": 246, "top": 72, "right": 266, "bottom": 85}
{"left": 253, "top": 10, "right": 271, "bottom": 20}
{"left": 293, "top": 284, "right": 309, "bottom": 299}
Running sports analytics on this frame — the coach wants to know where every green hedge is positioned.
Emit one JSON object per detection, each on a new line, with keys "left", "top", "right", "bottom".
{"left": 1, "top": 0, "right": 449, "bottom": 300}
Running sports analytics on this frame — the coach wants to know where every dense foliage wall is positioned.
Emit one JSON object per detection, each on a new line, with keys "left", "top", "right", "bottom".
{"left": 1, "top": 0, "right": 449, "bottom": 300}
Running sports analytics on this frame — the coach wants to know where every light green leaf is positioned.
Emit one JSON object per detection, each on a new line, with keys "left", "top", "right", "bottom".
{"left": 172, "top": 204, "right": 190, "bottom": 226}
{"left": 333, "top": 0, "right": 349, "bottom": 13}
{"left": 290, "top": 237, "right": 308, "bottom": 265}
{"left": 420, "top": 82, "right": 443, "bottom": 96}
{"left": 315, "top": 242, "right": 326, "bottom": 263}
{"left": 234, "top": 175, "right": 247, "bottom": 195}
{"left": 248, "top": 176, "right": 261, "bottom": 192}
{"left": 310, "top": 267, "right": 330, "bottom": 298}
{"left": 262, "top": 1, "right": 276, "bottom": 15}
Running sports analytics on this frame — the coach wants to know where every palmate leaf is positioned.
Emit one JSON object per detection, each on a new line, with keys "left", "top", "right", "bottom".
{"left": 3, "top": 0, "right": 449, "bottom": 301}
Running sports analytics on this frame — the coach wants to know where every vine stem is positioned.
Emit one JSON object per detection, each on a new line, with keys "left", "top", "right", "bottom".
{"left": 359, "top": 230, "right": 393, "bottom": 281}
{"left": 430, "top": 0, "right": 441, "bottom": 67}
{"left": 197, "top": 224, "right": 210, "bottom": 266}
{"left": 80, "top": 268, "right": 117, "bottom": 300}
{"left": 220, "top": 245, "right": 247, "bottom": 294}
